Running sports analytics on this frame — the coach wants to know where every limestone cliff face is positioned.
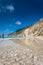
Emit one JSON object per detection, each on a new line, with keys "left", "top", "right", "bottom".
{"left": 15, "top": 18, "right": 43, "bottom": 37}
{"left": 8, "top": 18, "right": 43, "bottom": 37}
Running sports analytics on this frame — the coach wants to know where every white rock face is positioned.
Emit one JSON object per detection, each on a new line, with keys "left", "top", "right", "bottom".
{"left": 0, "top": 39, "right": 43, "bottom": 65}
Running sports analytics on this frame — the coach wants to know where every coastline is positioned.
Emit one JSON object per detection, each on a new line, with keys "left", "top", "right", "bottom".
{"left": 11, "top": 36, "right": 43, "bottom": 56}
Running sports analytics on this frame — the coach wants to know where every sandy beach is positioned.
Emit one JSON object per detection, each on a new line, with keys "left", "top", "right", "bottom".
{"left": 0, "top": 39, "right": 43, "bottom": 65}
{"left": 12, "top": 36, "right": 43, "bottom": 55}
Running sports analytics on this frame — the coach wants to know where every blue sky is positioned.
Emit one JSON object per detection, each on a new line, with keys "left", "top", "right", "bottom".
{"left": 0, "top": 0, "right": 43, "bottom": 35}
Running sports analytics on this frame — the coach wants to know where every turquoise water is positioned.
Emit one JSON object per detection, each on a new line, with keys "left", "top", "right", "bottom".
{"left": 4, "top": 36, "right": 24, "bottom": 38}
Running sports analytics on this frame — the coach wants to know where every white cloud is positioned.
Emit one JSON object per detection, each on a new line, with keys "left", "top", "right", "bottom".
{"left": 0, "top": 5, "right": 15, "bottom": 13}
{"left": 6, "top": 5, "right": 15, "bottom": 12}
{"left": 15, "top": 21, "right": 22, "bottom": 25}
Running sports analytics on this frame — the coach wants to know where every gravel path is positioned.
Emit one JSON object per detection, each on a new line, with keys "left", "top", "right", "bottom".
{"left": 0, "top": 40, "right": 43, "bottom": 65}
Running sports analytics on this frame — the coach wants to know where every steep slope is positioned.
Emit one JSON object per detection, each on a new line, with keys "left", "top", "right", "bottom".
{"left": 8, "top": 18, "right": 43, "bottom": 36}
{"left": 8, "top": 18, "right": 43, "bottom": 55}
{"left": 15, "top": 18, "right": 43, "bottom": 36}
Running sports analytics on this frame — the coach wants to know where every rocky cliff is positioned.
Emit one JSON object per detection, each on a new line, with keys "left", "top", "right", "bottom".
{"left": 8, "top": 18, "right": 43, "bottom": 37}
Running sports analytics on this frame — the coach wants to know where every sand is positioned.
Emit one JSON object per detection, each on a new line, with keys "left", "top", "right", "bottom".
{"left": 12, "top": 36, "right": 43, "bottom": 55}
{"left": 0, "top": 38, "right": 43, "bottom": 65}
{"left": 0, "top": 39, "right": 33, "bottom": 65}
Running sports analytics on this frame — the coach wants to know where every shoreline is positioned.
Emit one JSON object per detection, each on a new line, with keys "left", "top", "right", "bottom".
{"left": 11, "top": 36, "right": 43, "bottom": 56}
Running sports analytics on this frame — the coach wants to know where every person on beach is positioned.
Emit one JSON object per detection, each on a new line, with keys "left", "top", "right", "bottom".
{"left": 2, "top": 34, "right": 4, "bottom": 38}
{"left": 0, "top": 35, "right": 1, "bottom": 38}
